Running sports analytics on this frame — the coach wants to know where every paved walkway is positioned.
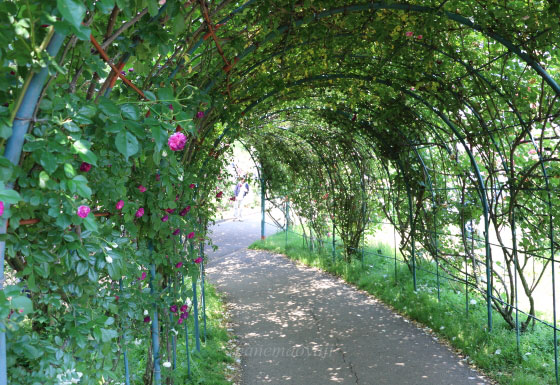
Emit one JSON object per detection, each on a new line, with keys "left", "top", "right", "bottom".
{"left": 206, "top": 213, "right": 487, "bottom": 385}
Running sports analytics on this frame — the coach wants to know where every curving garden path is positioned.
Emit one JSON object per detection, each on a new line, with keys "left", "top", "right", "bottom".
{"left": 206, "top": 213, "right": 488, "bottom": 385}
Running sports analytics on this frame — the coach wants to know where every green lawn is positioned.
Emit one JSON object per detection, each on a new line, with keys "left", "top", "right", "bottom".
{"left": 250, "top": 230, "right": 557, "bottom": 385}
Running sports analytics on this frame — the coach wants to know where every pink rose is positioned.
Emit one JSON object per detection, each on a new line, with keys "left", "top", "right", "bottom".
{"left": 180, "top": 304, "right": 188, "bottom": 312}
{"left": 187, "top": 231, "right": 195, "bottom": 239}
{"left": 173, "top": 229, "right": 181, "bottom": 236}
{"left": 175, "top": 262, "right": 183, "bottom": 268}
{"left": 178, "top": 318, "right": 183, "bottom": 325}
{"left": 77, "top": 205, "right": 90, "bottom": 218}
{"left": 0, "top": 201, "right": 4, "bottom": 217}
{"left": 189, "top": 183, "right": 195, "bottom": 189}
{"left": 135, "top": 208, "right": 145, "bottom": 218}
{"left": 116, "top": 200, "right": 124, "bottom": 210}
{"left": 416, "top": 35, "right": 423, "bottom": 40}
{"left": 168, "top": 132, "right": 187, "bottom": 151}
{"left": 216, "top": 191, "right": 223, "bottom": 199}
{"left": 79, "top": 162, "right": 91, "bottom": 172}
{"left": 138, "top": 185, "right": 147, "bottom": 193}
{"left": 144, "top": 316, "right": 151, "bottom": 323}
{"left": 140, "top": 271, "right": 147, "bottom": 280}
{"left": 405, "top": 31, "right": 414, "bottom": 37}
{"left": 196, "top": 111, "right": 204, "bottom": 119}
{"left": 179, "top": 206, "right": 190, "bottom": 216}
{"left": 194, "top": 257, "right": 203, "bottom": 264}
{"left": 165, "top": 208, "right": 175, "bottom": 213}
{"left": 161, "top": 215, "right": 169, "bottom": 222}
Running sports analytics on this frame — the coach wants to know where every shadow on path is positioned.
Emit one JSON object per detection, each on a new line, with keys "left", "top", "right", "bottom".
{"left": 206, "top": 214, "right": 488, "bottom": 385}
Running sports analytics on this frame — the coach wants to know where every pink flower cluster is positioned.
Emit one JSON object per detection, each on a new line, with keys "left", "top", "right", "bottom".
{"left": 170, "top": 303, "right": 190, "bottom": 324}
{"left": 80, "top": 162, "right": 91, "bottom": 172}
{"left": 168, "top": 132, "right": 187, "bottom": 151}
{"left": 77, "top": 205, "right": 90, "bottom": 218}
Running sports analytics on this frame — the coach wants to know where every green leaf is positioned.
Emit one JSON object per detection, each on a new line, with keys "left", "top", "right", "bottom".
{"left": 107, "top": 261, "right": 121, "bottom": 280}
{"left": 98, "top": 97, "right": 121, "bottom": 121}
{"left": 144, "top": 91, "right": 156, "bottom": 101}
{"left": 64, "top": 163, "right": 76, "bottom": 178}
{"left": 96, "top": 0, "right": 115, "bottom": 13}
{"left": 0, "top": 117, "right": 11, "bottom": 139}
{"left": 22, "top": 344, "right": 43, "bottom": 360}
{"left": 72, "top": 140, "right": 97, "bottom": 165}
{"left": 147, "top": 0, "right": 159, "bottom": 16}
{"left": 63, "top": 121, "right": 80, "bottom": 132}
{"left": 0, "top": 157, "right": 14, "bottom": 182}
{"left": 104, "top": 317, "right": 115, "bottom": 326}
{"left": 0, "top": 187, "right": 21, "bottom": 204}
{"left": 40, "top": 152, "right": 58, "bottom": 174}
{"left": 100, "top": 328, "right": 118, "bottom": 342}
{"left": 87, "top": 267, "right": 98, "bottom": 282}
{"left": 55, "top": 213, "right": 72, "bottom": 229}
{"left": 115, "top": 131, "right": 139, "bottom": 161}
{"left": 76, "top": 261, "right": 88, "bottom": 276}
{"left": 157, "top": 87, "right": 175, "bottom": 104}
{"left": 121, "top": 104, "right": 140, "bottom": 121}
{"left": 11, "top": 296, "right": 33, "bottom": 315}
{"left": 72, "top": 175, "right": 92, "bottom": 197}
{"left": 151, "top": 126, "right": 166, "bottom": 150}
{"left": 83, "top": 215, "right": 98, "bottom": 232}
{"left": 39, "top": 171, "right": 49, "bottom": 189}
{"left": 57, "top": 0, "right": 86, "bottom": 29}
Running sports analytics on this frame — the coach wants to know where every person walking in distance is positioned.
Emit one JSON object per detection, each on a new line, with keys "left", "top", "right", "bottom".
{"left": 233, "top": 178, "right": 249, "bottom": 221}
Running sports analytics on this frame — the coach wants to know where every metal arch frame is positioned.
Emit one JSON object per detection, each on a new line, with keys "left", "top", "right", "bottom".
{"left": 177, "top": 1, "right": 554, "bottom": 355}
{"left": 228, "top": 72, "right": 495, "bottom": 330}
{"left": 247, "top": 105, "right": 440, "bottom": 286}
{"left": 197, "top": 2, "right": 560, "bottom": 97}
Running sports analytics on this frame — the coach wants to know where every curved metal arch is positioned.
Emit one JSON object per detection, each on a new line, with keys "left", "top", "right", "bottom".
{"left": 247, "top": 103, "right": 445, "bottom": 291}
{"left": 199, "top": 2, "right": 560, "bottom": 97}
{"left": 230, "top": 71, "right": 496, "bottom": 328}
{"left": 220, "top": 29, "right": 539, "bottom": 178}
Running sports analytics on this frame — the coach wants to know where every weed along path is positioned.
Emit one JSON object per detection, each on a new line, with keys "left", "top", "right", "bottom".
{"left": 206, "top": 214, "right": 487, "bottom": 385}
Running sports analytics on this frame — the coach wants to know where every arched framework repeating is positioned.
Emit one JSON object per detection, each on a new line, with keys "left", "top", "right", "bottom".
{"left": 2, "top": 1, "right": 560, "bottom": 384}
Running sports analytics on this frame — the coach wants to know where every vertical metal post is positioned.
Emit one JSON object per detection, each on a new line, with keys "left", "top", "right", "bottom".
{"left": 285, "top": 199, "right": 289, "bottom": 249}
{"left": 200, "top": 240, "right": 207, "bottom": 341}
{"left": 361, "top": 197, "right": 366, "bottom": 270}
{"left": 119, "top": 279, "right": 131, "bottom": 385}
{"left": 332, "top": 218, "right": 336, "bottom": 262}
{"left": 511, "top": 202, "right": 520, "bottom": 353}
{"left": 402, "top": 170, "right": 417, "bottom": 292}
{"left": 185, "top": 322, "right": 191, "bottom": 376}
{"left": 149, "top": 263, "right": 161, "bottom": 385}
{"left": 192, "top": 279, "right": 201, "bottom": 352}
{"left": 0, "top": 32, "right": 66, "bottom": 385}
{"left": 261, "top": 176, "right": 266, "bottom": 240}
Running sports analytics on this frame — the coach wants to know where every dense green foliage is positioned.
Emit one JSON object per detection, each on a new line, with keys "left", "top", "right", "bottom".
{"left": 0, "top": 0, "right": 559, "bottom": 383}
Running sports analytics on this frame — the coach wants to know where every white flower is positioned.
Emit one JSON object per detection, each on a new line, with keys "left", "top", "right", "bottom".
{"left": 494, "top": 349, "right": 501, "bottom": 355}
{"left": 143, "top": 309, "right": 149, "bottom": 316}
{"left": 186, "top": 298, "right": 192, "bottom": 307}
{"left": 162, "top": 361, "right": 172, "bottom": 368}
{"left": 171, "top": 328, "right": 178, "bottom": 336}
{"left": 469, "top": 299, "right": 477, "bottom": 305}
{"left": 134, "top": 338, "right": 142, "bottom": 346}
{"left": 105, "top": 255, "right": 113, "bottom": 263}
{"left": 439, "top": 326, "right": 445, "bottom": 330}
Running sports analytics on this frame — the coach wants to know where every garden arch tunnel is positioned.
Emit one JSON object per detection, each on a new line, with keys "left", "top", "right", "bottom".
{"left": 1, "top": 1, "right": 560, "bottom": 384}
